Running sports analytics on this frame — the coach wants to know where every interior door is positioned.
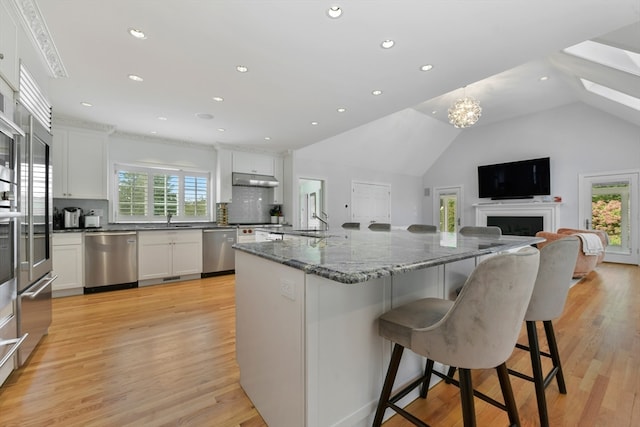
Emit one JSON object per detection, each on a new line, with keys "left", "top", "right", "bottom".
{"left": 579, "top": 170, "right": 639, "bottom": 265}
{"left": 434, "top": 186, "right": 462, "bottom": 232}
{"left": 351, "top": 181, "right": 391, "bottom": 225}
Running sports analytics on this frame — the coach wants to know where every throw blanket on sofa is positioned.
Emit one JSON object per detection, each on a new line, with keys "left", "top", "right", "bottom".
{"left": 575, "top": 233, "right": 604, "bottom": 256}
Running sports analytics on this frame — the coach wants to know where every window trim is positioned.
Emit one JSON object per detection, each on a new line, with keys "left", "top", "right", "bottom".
{"left": 113, "top": 163, "right": 211, "bottom": 223}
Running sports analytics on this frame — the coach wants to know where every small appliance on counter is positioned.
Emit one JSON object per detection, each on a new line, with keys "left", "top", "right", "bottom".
{"left": 84, "top": 215, "right": 100, "bottom": 228}
{"left": 64, "top": 207, "right": 82, "bottom": 228}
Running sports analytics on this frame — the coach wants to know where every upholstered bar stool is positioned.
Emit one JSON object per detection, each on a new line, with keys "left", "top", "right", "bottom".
{"left": 508, "top": 237, "right": 580, "bottom": 427}
{"left": 373, "top": 247, "right": 540, "bottom": 427}
{"left": 342, "top": 222, "right": 360, "bottom": 229}
{"left": 369, "top": 223, "right": 391, "bottom": 231}
{"left": 459, "top": 225, "right": 502, "bottom": 237}
{"left": 407, "top": 224, "right": 437, "bottom": 233}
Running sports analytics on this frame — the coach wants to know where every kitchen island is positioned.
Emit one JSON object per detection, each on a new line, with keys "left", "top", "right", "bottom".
{"left": 233, "top": 229, "right": 542, "bottom": 427}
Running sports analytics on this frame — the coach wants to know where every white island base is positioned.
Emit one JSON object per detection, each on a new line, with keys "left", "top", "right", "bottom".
{"left": 235, "top": 251, "right": 470, "bottom": 427}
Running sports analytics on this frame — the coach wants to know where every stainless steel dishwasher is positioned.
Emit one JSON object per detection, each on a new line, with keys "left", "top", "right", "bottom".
{"left": 84, "top": 232, "right": 138, "bottom": 292}
{"left": 202, "top": 228, "right": 236, "bottom": 276}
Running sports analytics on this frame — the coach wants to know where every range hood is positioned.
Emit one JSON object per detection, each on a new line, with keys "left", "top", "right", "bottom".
{"left": 232, "top": 172, "right": 279, "bottom": 187}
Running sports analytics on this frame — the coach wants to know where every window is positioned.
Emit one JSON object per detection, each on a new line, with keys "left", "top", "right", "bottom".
{"left": 114, "top": 164, "right": 209, "bottom": 222}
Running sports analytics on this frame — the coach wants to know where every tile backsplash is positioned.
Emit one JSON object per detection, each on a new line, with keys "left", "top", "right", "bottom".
{"left": 227, "top": 186, "right": 274, "bottom": 224}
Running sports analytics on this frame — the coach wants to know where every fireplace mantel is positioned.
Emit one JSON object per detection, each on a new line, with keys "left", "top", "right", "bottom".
{"left": 474, "top": 201, "right": 561, "bottom": 233}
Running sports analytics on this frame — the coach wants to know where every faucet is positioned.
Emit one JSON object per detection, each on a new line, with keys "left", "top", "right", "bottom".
{"left": 312, "top": 213, "right": 329, "bottom": 231}
{"left": 167, "top": 213, "right": 173, "bottom": 226}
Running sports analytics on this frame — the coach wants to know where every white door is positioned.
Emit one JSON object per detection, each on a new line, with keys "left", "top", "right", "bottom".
{"left": 434, "top": 186, "right": 462, "bottom": 232}
{"left": 579, "top": 170, "right": 639, "bottom": 265}
{"left": 351, "top": 182, "right": 391, "bottom": 226}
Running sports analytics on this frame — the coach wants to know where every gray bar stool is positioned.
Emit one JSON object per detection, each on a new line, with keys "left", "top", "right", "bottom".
{"left": 407, "top": 224, "right": 437, "bottom": 233}
{"left": 369, "top": 223, "right": 391, "bottom": 231}
{"left": 372, "top": 246, "right": 540, "bottom": 427}
{"left": 459, "top": 225, "right": 502, "bottom": 237}
{"left": 341, "top": 222, "right": 360, "bottom": 229}
{"left": 508, "top": 237, "right": 580, "bottom": 427}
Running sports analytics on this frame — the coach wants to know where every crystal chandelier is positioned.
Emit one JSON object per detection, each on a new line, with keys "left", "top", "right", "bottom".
{"left": 448, "top": 93, "right": 482, "bottom": 129}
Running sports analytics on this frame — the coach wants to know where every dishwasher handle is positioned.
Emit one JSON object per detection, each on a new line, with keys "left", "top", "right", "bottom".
{"left": 86, "top": 232, "right": 137, "bottom": 237}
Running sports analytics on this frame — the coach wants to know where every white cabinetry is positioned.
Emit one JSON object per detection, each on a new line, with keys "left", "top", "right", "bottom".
{"left": 52, "top": 233, "right": 84, "bottom": 297}
{"left": 272, "top": 156, "right": 284, "bottom": 204}
{"left": 0, "top": 1, "right": 19, "bottom": 90}
{"left": 233, "top": 151, "right": 275, "bottom": 176}
{"left": 216, "top": 149, "right": 233, "bottom": 203}
{"left": 52, "top": 126, "right": 107, "bottom": 199}
{"left": 137, "top": 230, "right": 203, "bottom": 285}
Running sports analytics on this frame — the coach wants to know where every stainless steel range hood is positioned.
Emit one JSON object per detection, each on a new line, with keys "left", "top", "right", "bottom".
{"left": 232, "top": 172, "right": 279, "bottom": 187}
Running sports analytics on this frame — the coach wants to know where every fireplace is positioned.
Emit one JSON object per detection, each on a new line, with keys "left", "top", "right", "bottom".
{"left": 474, "top": 202, "right": 560, "bottom": 235}
{"left": 487, "top": 216, "right": 543, "bottom": 236}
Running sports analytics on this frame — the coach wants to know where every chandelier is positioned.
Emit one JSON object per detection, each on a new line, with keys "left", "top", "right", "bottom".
{"left": 448, "top": 94, "right": 482, "bottom": 129}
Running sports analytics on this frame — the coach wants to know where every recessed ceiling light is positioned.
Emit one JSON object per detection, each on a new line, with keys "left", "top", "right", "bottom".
{"left": 150, "top": 131, "right": 157, "bottom": 134}
{"left": 327, "top": 6, "right": 342, "bottom": 19}
{"left": 420, "top": 64, "right": 434, "bottom": 71}
{"left": 128, "top": 74, "right": 144, "bottom": 82}
{"left": 337, "top": 107, "right": 346, "bottom": 113}
{"left": 128, "top": 28, "right": 147, "bottom": 39}
{"left": 539, "top": 76, "right": 549, "bottom": 81}
{"left": 80, "top": 102, "right": 93, "bottom": 107}
{"left": 431, "top": 111, "right": 437, "bottom": 115}
{"left": 311, "top": 121, "right": 319, "bottom": 126}
{"left": 371, "top": 90, "right": 383, "bottom": 96}
{"left": 196, "top": 113, "right": 214, "bottom": 120}
{"left": 217, "top": 128, "right": 225, "bottom": 132}
{"left": 157, "top": 116, "right": 167, "bottom": 121}
{"left": 236, "top": 65, "right": 248, "bottom": 73}
{"left": 212, "top": 96, "right": 224, "bottom": 102}
{"left": 381, "top": 40, "right": 395, "bottom": 49}
{"left": 264, "top": 136, "right": 271, "bottom": 141}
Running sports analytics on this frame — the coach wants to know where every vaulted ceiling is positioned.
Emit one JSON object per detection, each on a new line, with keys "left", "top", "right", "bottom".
{"left": 15, "top": 1, "right": 640, "bottom": 154}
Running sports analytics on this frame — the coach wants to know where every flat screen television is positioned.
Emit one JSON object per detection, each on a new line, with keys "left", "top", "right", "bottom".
{"left": 478, "top": 157, "right": 550, "bottom": 200}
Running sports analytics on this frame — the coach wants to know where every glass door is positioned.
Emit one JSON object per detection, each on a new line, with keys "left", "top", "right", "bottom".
{"left": 434, "top": 186, "right": 462, "bottom": 232}
{"left": 579, "top": 171, "right": 639, "bottom": 265}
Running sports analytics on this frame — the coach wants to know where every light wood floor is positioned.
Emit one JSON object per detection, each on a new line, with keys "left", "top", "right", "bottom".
{"left": 0, "top": 263, "right": 638, "bottom": 426}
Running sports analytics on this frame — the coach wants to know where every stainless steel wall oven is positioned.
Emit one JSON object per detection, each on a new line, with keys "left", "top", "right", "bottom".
{"left": 0, "top": 109, "right": 26, "bottom": 384}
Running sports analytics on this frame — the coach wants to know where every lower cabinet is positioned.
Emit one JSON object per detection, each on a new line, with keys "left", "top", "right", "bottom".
{"left": 52, "top": 233, "right": 84, "bottom": 297}
{"left": 138, "top": 230, "right": 203, "bottom": 285}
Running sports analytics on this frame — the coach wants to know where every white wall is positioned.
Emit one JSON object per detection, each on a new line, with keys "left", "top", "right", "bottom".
{"left": 293, "top": 152, "right": 423, "bottom": 228}
{"left": 421, "top": 102, "right": 640, "bottom": 229}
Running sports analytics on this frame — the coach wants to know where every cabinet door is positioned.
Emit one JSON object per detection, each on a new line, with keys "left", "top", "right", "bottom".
{"left": 233, "top": 152, "right": 275, "bottom": 176}
{"left": 216, "top": 149, "right": 233, "bottom": 203}
{"left": 137, "top": 232, "right": 173, "bottom": 280}
{"left": 171, "top": 230, "right": 203, "bottom": 275}
{"left": 272, "top": 157, "right": 284, "bottom": 204}
{"left": 52, "top": 244, "right": 83, "bottom": 291}
{"left": 66, "top": 131, "right": 107, "bottom": 199}
{"left": 0, "top": 2, "right": 19, "bottom": 90}
{"left": 52, "top": 129, "right": 69, "bottom": 198}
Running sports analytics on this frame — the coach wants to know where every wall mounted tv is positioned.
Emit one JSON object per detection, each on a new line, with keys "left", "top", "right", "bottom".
{"left": 478, "top": 157, "right": 550, "bottom": 200}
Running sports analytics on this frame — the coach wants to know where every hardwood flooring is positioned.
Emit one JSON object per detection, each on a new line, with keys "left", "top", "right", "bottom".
{"left": 0, "top": 263, "right": 638, "bottom": 426}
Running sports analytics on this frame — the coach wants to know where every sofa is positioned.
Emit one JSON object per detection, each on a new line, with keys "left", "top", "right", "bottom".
{"left": 535, "top": 228, "right": 608, "bottom": 279}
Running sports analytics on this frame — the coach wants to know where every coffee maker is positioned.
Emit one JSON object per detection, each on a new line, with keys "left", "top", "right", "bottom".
{"left": 63, "top": 207, "right": 82, "bottom": 228}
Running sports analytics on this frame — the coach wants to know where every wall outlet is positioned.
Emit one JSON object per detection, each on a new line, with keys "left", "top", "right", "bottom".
{"left": 280, "top": 279, "right": 295, "bottom": 301}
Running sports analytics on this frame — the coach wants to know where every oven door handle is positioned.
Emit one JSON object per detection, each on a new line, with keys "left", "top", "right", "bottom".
{"left": 23, "top": 275, "right": 58, "bottom": 299}
{"left": 0, "top": 333, "right": 28, "bottom": 369}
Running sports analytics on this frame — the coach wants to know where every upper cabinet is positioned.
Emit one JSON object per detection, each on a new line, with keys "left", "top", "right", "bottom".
{"left": 0, "top": 1, "right": 19, "bottom": 90}
{"left": 232, "top": 151, "right": 275, "bottom": 176}
{"left": 216, "top": 149, "right": 233, "bottom": 203}
{"left": 53, "top": 126, "right": 107, "bottom": 199}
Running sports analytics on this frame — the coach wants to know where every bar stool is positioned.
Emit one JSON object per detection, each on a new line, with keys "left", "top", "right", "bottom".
{"left": 342, "top": 222, "right": 360, "bottom": 229}
{"left": 369, "top": 223, "right": 391, "bottom": 231}
{"left": 407, "top": 224, "right": 437, "bottom": 233}
{"left": 459, "top": 225, "right": 502, "bottom": 237}
{"left": 508, "top": 237, "right": 580, "bottom": 427}
{"left": 373, "top": 246, "right": 540, "bottom": 427}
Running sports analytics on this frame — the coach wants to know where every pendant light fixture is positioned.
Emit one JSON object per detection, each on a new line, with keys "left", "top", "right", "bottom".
{"left": 448, "top": 87, "right": 482, "bottom": 128}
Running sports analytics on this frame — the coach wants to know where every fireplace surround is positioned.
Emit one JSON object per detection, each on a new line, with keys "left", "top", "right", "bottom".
{"left": 474, "top": 202, "right": 561, "bottom": 236}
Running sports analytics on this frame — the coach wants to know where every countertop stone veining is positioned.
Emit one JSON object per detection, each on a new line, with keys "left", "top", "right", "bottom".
{"left": 233, "top": 229, "right": 543, "bottom": 284}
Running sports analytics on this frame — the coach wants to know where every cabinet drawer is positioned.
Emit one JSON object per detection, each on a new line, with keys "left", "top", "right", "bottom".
{"left": 53, "top": 232, "right": 83, "bottom": 245}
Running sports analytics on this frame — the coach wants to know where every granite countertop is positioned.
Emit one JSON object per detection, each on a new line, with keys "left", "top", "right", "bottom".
{"left": 53, "top": 222, "right": 237, "bottom": 233}
{"left": 233, "top": 229, "right": 544, "bottom": 284}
